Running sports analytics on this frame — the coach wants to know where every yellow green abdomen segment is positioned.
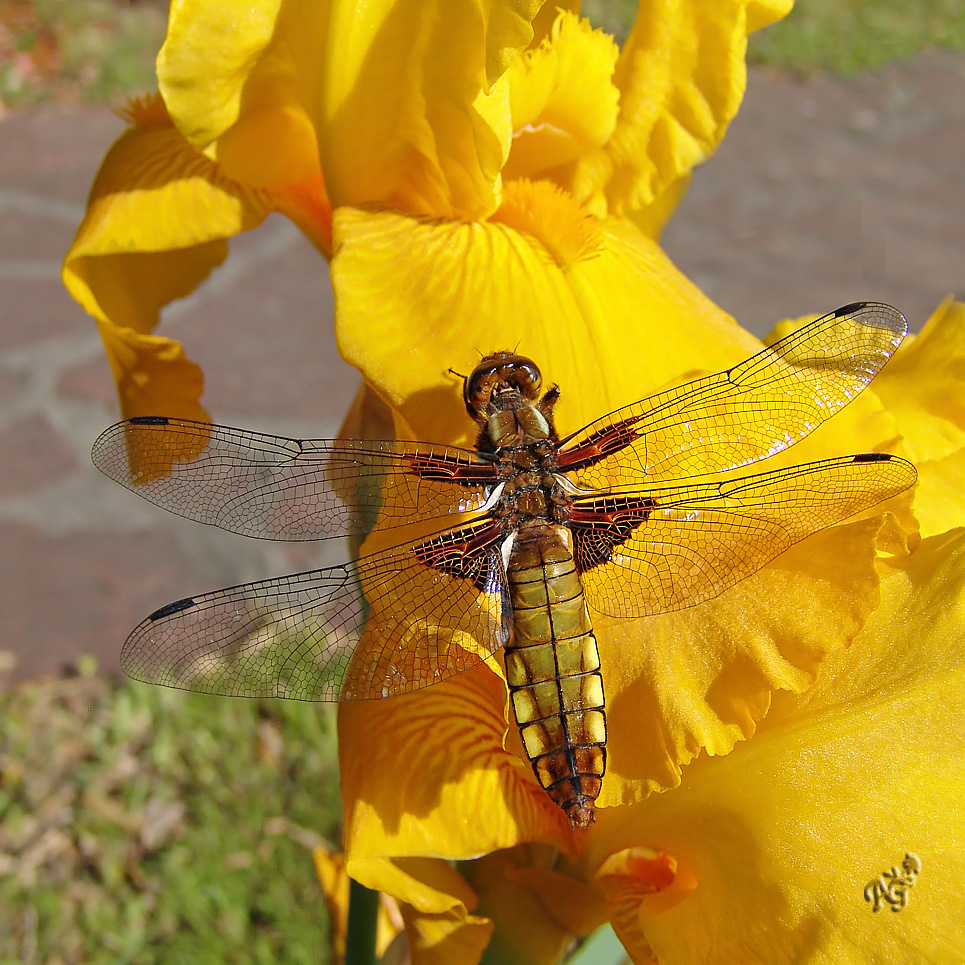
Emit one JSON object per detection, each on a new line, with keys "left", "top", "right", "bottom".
{"left": 506, "top": 526, "right": 606, "bottom": 829}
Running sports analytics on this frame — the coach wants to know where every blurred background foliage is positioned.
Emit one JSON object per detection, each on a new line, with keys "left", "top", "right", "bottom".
{"left": 2, "top": 0, "right": 965, "bottom": 111}
{"left": 0, "top": 0, "right": 166, "bottom": 110}
{"left": 746, "top": 0, "right": 965, "bottom": 74}
{"left": 0, "top": 656, "right": 341, "bottom": 962}
{"left": 583, "top": 0, "right": 965, "bottom": 71}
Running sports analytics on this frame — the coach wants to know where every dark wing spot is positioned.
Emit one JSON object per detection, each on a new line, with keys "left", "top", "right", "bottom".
{"left": 148, "top": 597, "right": 197, "bottom": 620}
{"left": 128, "top": 415, "right": 171, "bottom": 426}
{"left": 834, "top": 301, "right": 869, "bottom": 317}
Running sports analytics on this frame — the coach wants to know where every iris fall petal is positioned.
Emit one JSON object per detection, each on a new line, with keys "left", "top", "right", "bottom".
{"left": 581, "top": 529, "right": 965, "bottom": 963}
{"left": 62, "top": 95, "right": 271, "bottom": 422}
{"left": 595, "top": 511, "right": 914, "bottom": 805}
{"left": 339, "top": 664, "right": 571, "bottom": 863}
{"left": 874, "top": 297, "right": 965, "bottom": 535}
{"left": 331, "top": 192, "right": 757, "bottom": 449}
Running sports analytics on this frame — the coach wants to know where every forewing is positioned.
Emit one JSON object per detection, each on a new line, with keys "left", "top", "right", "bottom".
{"left": 120, "top": 534, "right": 511, "bottom": 701}
{"left": 573, "top": 454, "right": 916, "bottom": 618}
{"left": 91, "top": 417, "right": 496, "bottom": 541}
{"left": 560, "top": 302, "right": 907, "bottom": 487}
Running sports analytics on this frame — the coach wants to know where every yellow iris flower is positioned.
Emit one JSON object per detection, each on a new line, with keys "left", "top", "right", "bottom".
{"left": 63, "top": 0, "right": 965, "bottom": 961}
{"left": 335, "top": 298, "right": 965, "bottom": 964}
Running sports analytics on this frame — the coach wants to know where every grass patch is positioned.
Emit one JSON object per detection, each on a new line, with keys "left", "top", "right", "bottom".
{"left": 0, "top": 657, "right": 341, "bottom": 963}
{"left": 2, "top": 0, "right": 964, "bottom": 113}
{"left": 749, "top": 0, "right": 965, "bottom": 75}
{"left": 581, "top": 0, "right": 965, "bottom": 73}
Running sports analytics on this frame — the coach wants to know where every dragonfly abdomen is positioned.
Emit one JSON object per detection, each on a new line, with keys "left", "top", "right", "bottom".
{"left": 505, "top": 524, "right": 606, "bottom": 829}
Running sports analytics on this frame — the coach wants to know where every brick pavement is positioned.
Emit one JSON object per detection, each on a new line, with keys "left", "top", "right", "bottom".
{"left": 1, "top": 52, "right": 962, "bottom": 682}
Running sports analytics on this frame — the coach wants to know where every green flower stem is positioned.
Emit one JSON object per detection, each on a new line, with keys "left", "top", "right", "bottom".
{"left": 565, "top": 923, "right": 631, "bottom": 965}
{"left": 345, "top": 877, "right": 379, "bottom": 965}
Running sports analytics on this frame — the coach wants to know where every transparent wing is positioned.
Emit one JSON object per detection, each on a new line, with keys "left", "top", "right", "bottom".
{"left": 91, "top": 417, "right": 498, "bottom": 541}
{"left": 121, "top": 529, "right": 511, "bottom": 701}
{"left": 560, "top": 302, "right": 907, "bottom": 486}
{"left": 573, "top": 453, "right": 916, "bottom": 618}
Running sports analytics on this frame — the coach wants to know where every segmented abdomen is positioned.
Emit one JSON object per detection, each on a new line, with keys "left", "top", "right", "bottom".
{"left": 505, "top": 523, "right": 606, "bottom": 829}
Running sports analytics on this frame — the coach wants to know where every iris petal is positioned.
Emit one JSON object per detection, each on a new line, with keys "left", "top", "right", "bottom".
{"left": 317, "top": 0, "right": 536, "bottom": 217}
{"left": 504, "top": 12, "right": 620, "bottom": 182}
{"left": 596, "top": 512, "right": 915, "bottom": 806}
{"left": 331, "top": 193, "right": 756, "bottom": 449}
{"left": 874, "top": 298, "right": 965, "bottom": 536}
{"left": 570, "top": 0, "right": 793, "bottom": 226}
{"left": 466, "top": 848, "right": 607, "bottom": 963}
{"left": 339, "top": 665, "right": 571, "bottom": 863}
{"left": 161, "top": 0, "right": 543, "bottom": 218}
{"left": 160, "top": 0, "right": 324, "bottom": 189}
{"left": 347, "top": 855, "right": 494, "bottom": 965}
{"left": 876, "top": 297, "right": 965, "bottom": 465}
{"left": 62, "top": 95, "right": 271, "bottom": 423}
{"left": 583, "top": 529, "right": 965, "bottom": 963}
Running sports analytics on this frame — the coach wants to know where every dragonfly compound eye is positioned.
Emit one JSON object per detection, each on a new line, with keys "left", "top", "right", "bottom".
{"left": 464, "top": 353, "right": 542, "bottom": 418}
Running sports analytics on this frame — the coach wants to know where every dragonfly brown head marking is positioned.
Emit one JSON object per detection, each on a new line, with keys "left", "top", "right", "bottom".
{"left": 464, "top": 352, "right": 542, "bottom": 421}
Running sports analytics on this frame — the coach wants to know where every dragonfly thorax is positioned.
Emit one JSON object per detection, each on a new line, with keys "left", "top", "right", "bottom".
{"left": 493, "top": 469, "right": 571, "bottom": 530}
{"left": 489, "top": 421, "right": 571, "bottom": 532}
{"left": 485, "top": 402, "right": 552, "bottom": 449}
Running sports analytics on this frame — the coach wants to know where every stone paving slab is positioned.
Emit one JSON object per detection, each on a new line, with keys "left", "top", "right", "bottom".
{"left": 1, "top": 52, "right": 962, "bottom": 682}
{"left": 661, "top": 50, "right": 965, "bottom": 329}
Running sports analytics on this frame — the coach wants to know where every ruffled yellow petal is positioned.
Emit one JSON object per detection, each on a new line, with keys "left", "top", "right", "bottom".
{"left": 318, "top": 0, "right": 534, "bottom": 218}
{"left": 628, "top": 170, "right": 692, "bottom": 241}
{"left": 339, "top": 665, "right": 571, "bottom": 863}
{"left": 873, "top": 297, "right": 965, "bottom": 536}
{"left": 583, "top": 529, "right": 965, "bottom": 963}
{"left": 465, "top": 847, "right": 607, "bottom": 963}
{"left": 913, "top": 449, "right": 965, "bottom": 541}
{"left": 331, "top": 182, "right": 757, "bottom": 450}
{"left": 569, "top": 0, "right": 793, "bottom": 227}
{"left": 347, "top": 856, "right": 493, "bottom": 965}
{"left": 62, "top": 94, "right": 271, "bottom": 424}
{"left": 877, "top": 297, "right": 965, "bottom": 463}
{"left": 503, "top": 12, "right": 620, "bottom": 182}
{"left": 334, "top": 192, "right": 921, "bottom": 815}
{"left": 595, "top": 511, "right": 913, "bottom": 806}
{"left": 161, "top": 0, "right": 543, "bottom": 220}
{"left": 159, "top": 0, "right": 323, "bottom": 188}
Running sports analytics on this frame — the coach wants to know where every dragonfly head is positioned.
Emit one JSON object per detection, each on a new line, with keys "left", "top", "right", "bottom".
{"left": 464, "top": 352, "right": 542, "bottom": 420}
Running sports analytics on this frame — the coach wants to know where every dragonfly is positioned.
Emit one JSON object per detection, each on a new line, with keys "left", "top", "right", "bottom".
{"left": 92, "top": 301, "right": 916, "bottom": 829}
